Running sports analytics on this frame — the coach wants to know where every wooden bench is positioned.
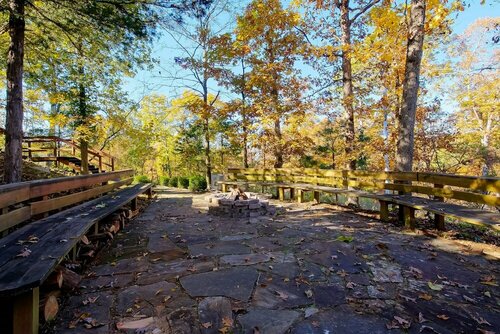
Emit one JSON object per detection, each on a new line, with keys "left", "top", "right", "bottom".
{"left": 218, "top": 168, "right": 499, "bottom": 231}
{"left": 0, "top": 170, "right": 153, "bottom": 334}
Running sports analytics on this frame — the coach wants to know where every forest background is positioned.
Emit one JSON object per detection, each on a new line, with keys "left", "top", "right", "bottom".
{"left": 0, "top": 0, "right": 498, "bottom": 186}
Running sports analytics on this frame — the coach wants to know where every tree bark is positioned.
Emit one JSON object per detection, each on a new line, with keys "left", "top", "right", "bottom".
{"left": 273, "top": 117, "right": 284, "bottom": 168}
{"left": 4, "top": 0, "right": 25, "bottom": 183}
{"left": 78, "top": 65, "right": 90, "bottom": 174}
{"left": 395, "top": 0, "right": 426, "bottom": 172}
{"left": 339, "top": 0, "right": 356, "bottom": 171}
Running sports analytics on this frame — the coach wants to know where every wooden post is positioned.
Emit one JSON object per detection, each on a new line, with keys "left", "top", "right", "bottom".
{"left": 314, "top": 191, "right": 320, "bottom": 204}
{"left": 72, "top": 140, "right": 76, "bottom": 156}
{"left": 27, "top": 142, "right": 32, "bottom": 160}
{"left": 434, "top": 183, "right": 445, "bottom": 230}
{"left": 147, "top": 187, "right": 153, "bottom": 199}
{"left": 111, "top": 158, "right": 115, "bottom": 171}
{"left": 379, "top": 200, "right": 389, "bottom": 222}
{"left": 98, "top": 156, "right": 103, "bottom": 173}
{"left": 94, "top": 222, "right": 99, "bottom": 235}
{"left": 221, "top": 183, "right": 227, "bottom": 193}
{"left": 289, "top": 188, "right": 295, "bottom": 201}
{"left": 297, "top": 189, "right": 304, "bottom": 203}
{"left": 278, "top": 187, "right": 284, "bottom": 201}
{"left": 13, "top": 287, "right": 39, "bottom": 334}
{"left": 131, "top": 197, "right": 138, "bottom": 211}
{"left": 403, "top": 206, "right": 416, "bottom": 230}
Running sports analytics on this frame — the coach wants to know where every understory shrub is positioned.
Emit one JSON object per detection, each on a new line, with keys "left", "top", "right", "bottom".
{"left": 169, "top": 176, "right": 179, "bottom": 187}
{"left": 159, "top": 176, "right": 170, "bottom": 186}
{"left": 134, "top": 175, "right": 151, "bottom": 183}
{"left": 189, "top": 175, "right": 207, "bottom": 192}
{"left": 178, "top": 176, "right": 189, "bottom": 189}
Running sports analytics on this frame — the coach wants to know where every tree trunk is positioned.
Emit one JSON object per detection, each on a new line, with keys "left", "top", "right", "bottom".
{"left": 395, "top": 0, "right": 426, "bottom": 172}
{"left": 4, "top": 0, "right": 25, "bottom": 183}
{"left": 273, "top": 117, "right": 284, "bottom": 168}
{"left": 340, "top": 0, "right": 356, "bottom": 171}
{"left": 80, "top": 139, "right": 89, "bottom": 174}
{"left": 204, "top": 115, "right": 211, "bottom": 190}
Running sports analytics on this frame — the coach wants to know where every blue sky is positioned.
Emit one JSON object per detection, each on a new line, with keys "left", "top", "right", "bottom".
{"left": 123, "top": 0, "right": 500, "bottom": 104}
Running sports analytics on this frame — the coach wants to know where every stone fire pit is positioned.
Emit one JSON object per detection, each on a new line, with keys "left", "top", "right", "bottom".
{"left": 207, "top": 192, "right": 277, "bottom": 218}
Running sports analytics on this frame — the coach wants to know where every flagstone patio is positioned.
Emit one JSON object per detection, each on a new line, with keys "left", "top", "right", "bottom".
{"left": 52, "top": 188, "right": 500, "bottom": 334}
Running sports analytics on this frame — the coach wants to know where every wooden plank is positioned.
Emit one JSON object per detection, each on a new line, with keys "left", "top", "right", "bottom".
{"left": 0, "top": 207, "right": 32, "bottom": 233}
{"left": 0, "top": 183, "right": 30, "bottom": 209}
{"left": 13, "top": 287, "right": 39, "bottom": 334}
{"left": 417, "top": 172, "right": 499, "bottom": 192}
{"left": 388, "top": 195, "right": 500, "bottom": 230}
{"left": 30, "top": 178, "right": 133, "bottom": 215}
{"left": 29, "top": 169, "right": 133, "bottom": 198}
{"left": 384, "top": 184, "right": 499, "bottom": 206}
{"left": 0, "top": 183, "right": 152, "bottom": 296}
{"left": 347, "top": 170, "right": 417, "bottom": 181}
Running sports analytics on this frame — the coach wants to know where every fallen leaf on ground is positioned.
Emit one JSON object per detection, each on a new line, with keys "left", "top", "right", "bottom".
{"left": 116, "top": 317, "right": 154, "bottom": 330}
{"left": 305, "top": 289, "right": 313, "bottom": 298}
{"left": 275, "top": 290, "right": 289, "bottom": 300}
{"left": 419, "top": 293, "right": 433, "bottom": 301}
{"left": 418, "top": 312, "right": 428, "bottom": 323}
{"left": 16, "top": 247, "right": 31, "bottom": 258}
{"left": 428, "top": 282, "right": 444, "bottom": 291}
{"left": 463, "top": 295, "right": 476, "bottom": 303}
{"left": 346, "top": 282, "right": 356, "bottom": 289}
{"left": 201, "top": 322, "right": 212, "bottom": 328}
{"left": 81, "top": 235, "right": 90, "bottom": 245}
{"left": 336, "top": 235, "right": 354, "bottom": 243}
{"left": 436, "top": 314, "right": 449, "bottom": 320}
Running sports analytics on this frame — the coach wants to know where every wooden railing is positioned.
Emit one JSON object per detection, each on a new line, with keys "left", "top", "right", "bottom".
{"left": 23, "top": 135, "right": 115, "bottom": 172}
{"left": 225, "top": 168, "right": 500, "bottom": 208}
{"left": 0, "top": 170, "right": 134, "bottom": 235}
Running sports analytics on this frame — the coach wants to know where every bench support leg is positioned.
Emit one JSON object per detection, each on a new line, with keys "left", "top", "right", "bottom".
{"left": 435, "top": 214, "right": 445, "bottom": 231}
{"left": 278, "top": 187, "right": 284, "bottom": 201}
{"left": 297, "top": 189, "right": 304, "bottom": 203}
{"left": 403, "top": 206, "right": 416, "bottom": 230}
{"left": 379, "top": 200, "right": 389, "bottom": 222}
{"left": 146, "top": 187, "right": 153, "bottom": 199}
{"left": 289, "top": 188, "right": 295, "bottom": 201}
{"left": 13, "top": 287, "right": 39, "bottom": 334}
{"left": 221, "top": 184, "right": 227, "bottom": 193}
{"left": 131, "top": 197, "right": 138, "bottom": 211}
{"left": 314, "top": 191, "right": 320, "bottom": 204}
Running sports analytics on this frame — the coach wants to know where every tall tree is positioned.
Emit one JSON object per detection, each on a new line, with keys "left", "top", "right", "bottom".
{"left": 304, "top": 0, "right": 382, "bottom": 170}
{"left": 236, "top": 0, "right": 307, "bottom": 168}
{"left": 163, "top": 0, "right": 230, "bottom": 188}
{"left": 4, "top": 0, "right": 25, "bottom": 183}
{"left": 395, "top": 0, "right": 426, "bottom": 171}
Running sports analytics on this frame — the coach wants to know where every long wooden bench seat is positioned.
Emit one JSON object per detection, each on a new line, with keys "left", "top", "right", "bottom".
{"left": 0, "top": 171, "right": 152, "bottom": 334}
{"left": 218, "top": 168, "right": 499, "bottom": 232}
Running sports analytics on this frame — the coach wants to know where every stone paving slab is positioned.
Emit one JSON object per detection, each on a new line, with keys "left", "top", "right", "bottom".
{"left": 180, "top": 267, "right": 258, "bottom": 301}
{"left": 52, "top": 188, "right": 500, "bottom": 334}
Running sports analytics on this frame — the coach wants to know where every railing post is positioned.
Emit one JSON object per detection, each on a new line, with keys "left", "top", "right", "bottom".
{"left": 434, "top": 183, "right": 445, "bottom": 230}
{"left": 27, "top": 142, "right": 32, "bottom": 160}
{"left": 99, "top": 156, "right": 103, "bottom": 173}
{"left": 13, "top": 287, "right": 39, "bottom": 334}
{"left": 111, "top": 158, "right": 115, "bottom": 171}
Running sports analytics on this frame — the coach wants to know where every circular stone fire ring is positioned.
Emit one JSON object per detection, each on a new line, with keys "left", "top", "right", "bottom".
{"left": 206, "top": 192, "right": 277, "bottom": 218}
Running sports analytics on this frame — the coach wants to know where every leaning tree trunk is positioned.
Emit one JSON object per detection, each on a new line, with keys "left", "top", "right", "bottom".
{"left": 4, "top": 0, "right": 25, "bottom": 183}
{"left": 395, "top": 0, "right": 426, "bottom": 172}
{"left": 340, "top": 0, "right": 356, "bottom": 171}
